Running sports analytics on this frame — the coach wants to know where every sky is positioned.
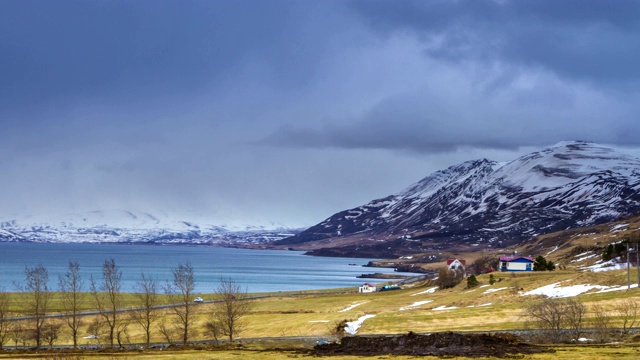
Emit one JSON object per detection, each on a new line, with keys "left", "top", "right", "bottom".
{"left": 1, "top": 0, "right": 640, "bottom": 228}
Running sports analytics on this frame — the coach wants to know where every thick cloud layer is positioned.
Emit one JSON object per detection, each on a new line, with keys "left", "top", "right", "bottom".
{"left": 1, "top": 0, "right": 639, "bottom": 227}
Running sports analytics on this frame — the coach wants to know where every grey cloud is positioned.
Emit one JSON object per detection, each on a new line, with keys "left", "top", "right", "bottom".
{"left": 349, "top": 0, "right": 640, "bottom": 84}
{"left": 263, "top": 62, "right": 640, "bottom": 153}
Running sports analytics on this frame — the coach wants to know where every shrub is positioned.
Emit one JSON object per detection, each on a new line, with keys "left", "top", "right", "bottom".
{"left": 533, "top": 256, "right": 555, "bottom": 271}
{"left": 436, "top": 267, "right": 464, "bottom": 289}
{"left": 466, "top": 275, "right": 479, "bottom": 289}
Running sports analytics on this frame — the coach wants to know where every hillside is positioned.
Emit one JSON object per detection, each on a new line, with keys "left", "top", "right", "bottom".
{"left": 274, "top": 141, "right": 640, "bottom": 258}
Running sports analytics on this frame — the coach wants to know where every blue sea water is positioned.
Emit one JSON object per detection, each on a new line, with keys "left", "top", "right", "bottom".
{"left": 0, "top": 242, "right": 410, "bottom": 293}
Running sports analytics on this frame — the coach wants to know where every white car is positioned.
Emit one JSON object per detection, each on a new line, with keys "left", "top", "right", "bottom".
{"left": 194, "top": 296, "right": 204, "bottom": 303}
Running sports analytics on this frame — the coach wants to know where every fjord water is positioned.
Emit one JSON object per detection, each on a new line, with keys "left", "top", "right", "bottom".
{"left": 0, "top": 242, "right": 408, "bottom": 293}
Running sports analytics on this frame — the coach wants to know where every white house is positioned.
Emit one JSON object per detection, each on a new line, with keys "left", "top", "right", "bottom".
{"left": 499, "top": 255, "right": 533, "bottom": 272}
{"left": 447, "top": 259, "right": 466, "bottom": 272}
{"left": 358, "top": 283, "right": 376, "bottom": 293}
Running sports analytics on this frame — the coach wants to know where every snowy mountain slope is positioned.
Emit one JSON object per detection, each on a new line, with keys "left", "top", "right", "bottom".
{"left": 0, "top": 209, "right": 299, "bottom": 245}
{"left": 0, "top": 228, "right": 25, "bottom": 242}
{"left": 276, "top": 141, "right": 640, "bottom": 256}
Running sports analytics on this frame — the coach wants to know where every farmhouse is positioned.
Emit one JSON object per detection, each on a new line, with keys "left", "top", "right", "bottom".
{"left": 446, "top": 258, "right": 466, "bottom": 271}
{"left": 359, "top": 283, "right": 376, "bottom": 293}
{"left": 499, "top": 255, "right": 533, "bottom": 272}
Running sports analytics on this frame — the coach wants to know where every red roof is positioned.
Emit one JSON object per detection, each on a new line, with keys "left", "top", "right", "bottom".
{"left": 446, "top": 259, "right": 466, "bottom": 265}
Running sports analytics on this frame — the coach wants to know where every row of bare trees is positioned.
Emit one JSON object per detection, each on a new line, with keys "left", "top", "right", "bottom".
{"left": 0, "top": 259, "right": 252, "bottom": 350}
{"left": 525, "top": 297, "right": 639, "bottom": 343}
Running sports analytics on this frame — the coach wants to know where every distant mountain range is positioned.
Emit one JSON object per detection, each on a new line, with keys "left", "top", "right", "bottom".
{"left": 0, "top": 209, "right": 299, "bottom": 246}
{"left": 4, "top": 141, "right": 639, "bottom": 257}
{"left": 274, "top": 141, "right": 640, "bottom": 258}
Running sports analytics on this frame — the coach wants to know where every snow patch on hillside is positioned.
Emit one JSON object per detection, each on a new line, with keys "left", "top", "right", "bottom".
{"left": 339, "top": 303, "right": 365, "bottom": 312}
{"left": 344, "top": 314, "right": 376, "bottom": 335}
{"left": 522, "top": 282, "right": 638, "bottom": 298}
{"left": 400, "top": 300, "right": 433, "bottom": 311}
{"left": 411, "top": 287, "right": 438, "bottom": 296}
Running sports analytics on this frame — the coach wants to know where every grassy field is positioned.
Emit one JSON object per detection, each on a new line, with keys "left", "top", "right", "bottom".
{"left": 2, "top": 265, "right": 640, "bottom": 358}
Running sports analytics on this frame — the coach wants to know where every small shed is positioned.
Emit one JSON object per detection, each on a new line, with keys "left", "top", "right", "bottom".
{"left": 359, "top": 283, "right": 376, "bottom": 293}
{"left": 499, "top": 255, "right": 533, "bottom": 272}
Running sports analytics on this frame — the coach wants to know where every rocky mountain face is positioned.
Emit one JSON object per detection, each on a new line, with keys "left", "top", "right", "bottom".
{"left": 0, "top": 210, "right": 298, "bottom": 246}
{"left": 275, "top": 141, "right": 640, "bottom": 257}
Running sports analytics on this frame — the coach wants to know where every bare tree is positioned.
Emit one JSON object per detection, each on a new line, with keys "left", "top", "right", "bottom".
{"left": 58, "top": 260, "right": 84, "bottom": 348}
{"left": 590, "top": 304, "right": 613, "bottom": 343}
{"left": 0, "top": 287, "right": 11, "bottom": 350}
{"left": 204, "top": 318, "right": 222, "bottom": 343}
{"left": 132, "top": 273, "right": 160, "bottom": 348}
{"left": 615, "top": 298, "right": 639, "bottom": 335}
{"left": 42, "top": 321, "right": 62, "bottom": 349}
{"left": 211, "top": 277, "right": 253, "bottom": 342}
{"left": 90, "top": 257, "right": 122, "bottom": 348}
{"left": 115, "top": 317, "right": 131, "bottom": 348}
{"left": 166, "top": 262, "right": 196, "bottom": 345}
{"left": 564, "top": 297, "right": 586, "bottom": 340}
{"left": 525, "top": 297, "right": 586, "bottom": 343}
{"left": 158, "top": 318, "right": 177, "bottom": 345}
{"left": 469, "top": 255, "right": 499, "bottom": 275}
{"left": 15, "top": 264, "right": 51, "bottom": 349}
{"left": 86, "top": 317, "right": 107, "bottom": 347}
{"left": 9, "top": 323, "right": 29, "bottom": 348}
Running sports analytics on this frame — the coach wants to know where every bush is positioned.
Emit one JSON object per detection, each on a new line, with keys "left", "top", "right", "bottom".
{"left": 489, "top": 274, "right": 496, "bottom": 285}
{"left": 466, "top": 275, "right": 479, "bottom": 289}
{"left": 533, "top": 256, "right": 555, "bottom": 271}
{"left": 603, "top": 239, "right": 630, "bottom": 261}
{"left": 436, "top": 267, "right": 464, "bottom": 289}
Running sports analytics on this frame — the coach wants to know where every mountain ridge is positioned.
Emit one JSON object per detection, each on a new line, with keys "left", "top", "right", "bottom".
{"left": 0, "top": 209, "right": 300, "bottom": 246}
{"left": 274, "top": 141, "right": 640, "bottom": 257}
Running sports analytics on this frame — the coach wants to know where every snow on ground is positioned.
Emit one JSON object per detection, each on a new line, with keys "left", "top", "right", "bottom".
{"left": 583, "top": 259, "right": 627, "bottom": 272}
{"left": 399, "top": 300, "right": 433, "bottom": 311}
{"left": 411, "top": 286, "right": 438, "bottom": 296}
{"left": 611, "top": 223, "right": 628, "bottom": 231}
{"left": 482, "top": 287, "right": 510, "bottom": 295}
{"left": 595, "top": 284, "right": 638, "bottom": 293}
{"left": 546, "top": 246, "right": 560, "bottom": 255}
{"left": 573, "top": 251, "right": 592, "bottom": 258}
{"left": 467, "top": 303, "right": 492, "bottom": 308}
{"left": 432, "top": 305, "right": 458, "bottom": 311}
{"left": 339, "top": 303, "right": 365, "bottom": 312}
{"left": 522, "top": 282, "right": 638, "bottom": 298}
{"left": 571, "top": 253, "right": 597, "bottom": 263}
{"left": 344, "top": 314, "right": 376, "bottom": 335}
{"left": 479, "top": 285, "right": 490, "bottom": 288}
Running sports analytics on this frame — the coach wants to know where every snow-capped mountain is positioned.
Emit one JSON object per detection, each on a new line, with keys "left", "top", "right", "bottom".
{"left": 276, "top": 141, "right": 640, "bottom": 256}
{"left": 0, "top": 209, "right": 299, "bottom": 245}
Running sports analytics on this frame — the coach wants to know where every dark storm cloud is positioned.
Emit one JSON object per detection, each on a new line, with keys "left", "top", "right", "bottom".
{"left": 350, "top": 0, "right": 640, "bottom": 83}
{"left": 0, "top": 0, "right": 327, "bottom": 119}
{"left": 263, "top": 0, "right": 640, "bottom": 153}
